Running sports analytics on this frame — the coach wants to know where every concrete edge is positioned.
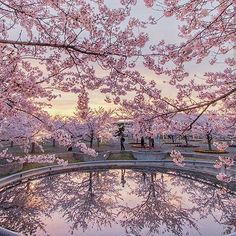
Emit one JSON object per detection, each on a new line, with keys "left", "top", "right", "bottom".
{"left": 0, "top": 227, "right": 21, "bottom": 236}
{"left": 1, "top": 159, "right": 235, "bottom": 190}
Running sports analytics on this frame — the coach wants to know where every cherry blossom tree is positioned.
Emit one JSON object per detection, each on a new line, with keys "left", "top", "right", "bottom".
{"left": 75, "top": 106, "right": 115, "bottom": 148}
{"left": 1, "top": 0, "right": 234, "bottom": 122}
{"left": 192, "top": 112, "right": 231, "bottom": 151}
{"left": 0, "top": 112, "right": 50, "bottom": 153}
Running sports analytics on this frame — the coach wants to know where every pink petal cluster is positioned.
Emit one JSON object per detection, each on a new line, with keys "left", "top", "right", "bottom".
{"left": 214, "top": 156, "right": 234, "bottom": 169}
{"left": 53, "top": 129, "right": 72, "bottom": 146}
{"left": 143, "top": 0, "right": 154, "bottom": 8}
{"left": 1, "top": 149, "right": 68, "bottom": 167}
{"left": 75, "top": 142, "right": 98, "bottom": 157}
{"left": 216, "top": 173, "right": 232, "bottom": 183}
{"left": 219, "top": 156, "right": 234, "bottom": 167}
{"left": 213, "top": 160, "right": 223, "bottom": 169}
{"left": 214, "top": 156, "right": 234, "bottom": 183}
{"left": 0, "top": 148, "right": 13, "bottom": 162}
{"left": 170, "top": 150, "right": 185, "bottom": 167}
{"left": 213, "top": 142, "right": 229, "bottom": 151}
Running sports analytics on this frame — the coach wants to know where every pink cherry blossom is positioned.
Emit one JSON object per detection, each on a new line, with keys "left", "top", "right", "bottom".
{"left": 216, "top": 173, "right": 232, "bottom": 183}
{"left": 213, "top": 142, "right": 229, "bottom": 152}
{"left": 170, "top": 150, "right": 185, "bottom": 167}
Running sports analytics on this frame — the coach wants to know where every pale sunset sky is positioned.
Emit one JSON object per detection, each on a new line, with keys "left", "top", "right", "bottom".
{"left": 43, "top": 1, "right": 227, "bottom": 117}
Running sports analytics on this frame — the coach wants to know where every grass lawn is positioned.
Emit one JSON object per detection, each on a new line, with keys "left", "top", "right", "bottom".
{"left": 194, "top": 149, "right": 228, "bottom": 154}
{"left": 107, "top": 152, "right": 136, "bottom": 160}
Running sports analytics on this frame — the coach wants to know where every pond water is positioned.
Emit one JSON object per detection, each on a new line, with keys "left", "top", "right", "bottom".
{"left": 0, "top": 168, "right": 235, "bottom": 236}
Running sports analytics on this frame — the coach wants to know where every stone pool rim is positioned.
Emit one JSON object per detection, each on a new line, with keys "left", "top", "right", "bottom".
{"left": 0, "top": 159, "right": 235, "bottom": 191}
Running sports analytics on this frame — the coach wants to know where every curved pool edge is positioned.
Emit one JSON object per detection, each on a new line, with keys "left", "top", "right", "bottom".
{"left": 0, "top": 159, "right": 235, "bottom": 190}
{"left": 0, "top": 227, "right": 21, "bottom": 236}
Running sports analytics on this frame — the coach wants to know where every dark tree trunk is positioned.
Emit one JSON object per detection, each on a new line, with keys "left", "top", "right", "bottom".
{"left": 90, "top": 131, "right": 94, "bottom": 148}
{"left": 52, "top": 138, "right": 56, "bottom": 147}
{"left": 97, "top": 137, "right": 100, "bottom": 147}
{"left": 171, "top": 135, "right": 174, "bottom": 143}
{"left": 10, "top": 141, "right": 14, "bottom": 147}
{"left": 31, "top": 142, "right": 36, "bottom": 153}
{"left": 184, "top": 135, "right": 188, "bottom": 146}
{"left": 149, "top": 137, "right": 152, "bottom": 147}
{"left": 90, "top": 137, "right": 94, "bottom": 148}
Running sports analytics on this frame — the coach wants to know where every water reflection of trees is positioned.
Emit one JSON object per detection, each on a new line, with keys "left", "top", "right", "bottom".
{"left": 120, "top": 171, "right": 198, "bottom": 236}
{"left": 0, "top": 181, "right": 52, "bottom": 235}
{"left": 0, "top": 169, "right": 235, "bottom": 236}
{"left": 169, "top": 171, "right": 236, "bottom": 235}
{"left": 56, "top": 170, "right": 121, "bottom": 234}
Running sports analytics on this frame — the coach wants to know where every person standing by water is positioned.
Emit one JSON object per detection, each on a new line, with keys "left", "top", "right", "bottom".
{"left": 115, "top": 123, "right": 126, "bottom": 151}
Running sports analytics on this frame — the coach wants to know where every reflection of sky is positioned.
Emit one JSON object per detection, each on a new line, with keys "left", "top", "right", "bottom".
{"left": 0, "top": 169, "right": 235, "bottom": 236}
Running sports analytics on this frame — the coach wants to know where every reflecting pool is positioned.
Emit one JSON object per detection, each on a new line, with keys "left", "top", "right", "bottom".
{"left": 0, "top": 168, "right": 236, "bottom": 236}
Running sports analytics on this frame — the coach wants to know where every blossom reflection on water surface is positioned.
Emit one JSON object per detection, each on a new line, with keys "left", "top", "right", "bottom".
{"left": 0, "top": 168, "right": 235, "bottom": 236}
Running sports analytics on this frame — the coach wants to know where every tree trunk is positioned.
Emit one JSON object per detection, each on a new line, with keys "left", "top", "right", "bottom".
{"left": 10, "top": 140, "right": 14, "bottom": 147}
{"left": 31, "top": 142, "right": 36, "bottom": 153}
{"left": 52, "top": 138, "right": 56, "bottom": 147}
{"left": 90, "top": 131, "right": 94, "bottom": 148}
{"left": 90, "top": 137, "right": 94, "bottom": 148}
{"left": 171, "top": 135, "right": 174, "bottom": 143}
{"left": 184, "top": 135, "right": 188, "bottom": 146}
{"left": 97, "top": 137, "right": 100, "bottom": 147}
{"left": 149, "top": 137, "right": 152, "bottom": 147}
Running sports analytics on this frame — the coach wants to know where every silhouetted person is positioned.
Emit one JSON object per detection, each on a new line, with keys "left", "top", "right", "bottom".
{"left": 141, "top": 136, "right": 145, "bottom": 148}
{"left": 121, "top": 136, "right": 125, "bottom": 150}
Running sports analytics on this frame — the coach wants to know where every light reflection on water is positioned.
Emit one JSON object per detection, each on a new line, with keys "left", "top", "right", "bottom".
{"left": 0, "top": 168, "right": 236, "bottom": 236}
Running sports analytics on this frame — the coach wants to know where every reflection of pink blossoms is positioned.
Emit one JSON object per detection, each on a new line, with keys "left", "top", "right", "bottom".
{"left": 170, "top": 150, "right": 185, "bottom": 167}
{"left": 216, "top": 173, "right": 232, "bottom": 183}
{"left": 216, "top": 187, "right": 230, "bottom": 196}
{"left": 213, "top": 142, "right": 228, "bottom": 152}
{"left": 229, "top": 198, "right": 236, "bottom": 206}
